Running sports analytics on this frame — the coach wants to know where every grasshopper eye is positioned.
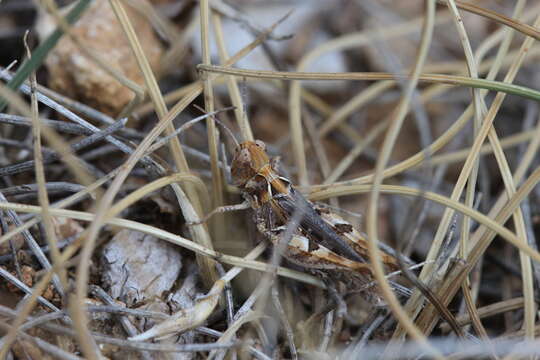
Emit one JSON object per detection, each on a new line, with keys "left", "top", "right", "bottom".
{"left": 254, "top": 140, "right": 266, "bottom": 150}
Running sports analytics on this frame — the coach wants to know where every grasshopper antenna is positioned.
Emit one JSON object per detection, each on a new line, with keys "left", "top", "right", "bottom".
{"left": 146, "top": 106, "right": 237, "bottom": 154}
{"left": 193, "top": 104, "right": 240, "bottom": 147}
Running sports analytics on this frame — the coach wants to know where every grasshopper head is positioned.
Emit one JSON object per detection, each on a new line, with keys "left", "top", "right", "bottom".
{"left": 231, "top": 140, "right": 270, "bottom": 187}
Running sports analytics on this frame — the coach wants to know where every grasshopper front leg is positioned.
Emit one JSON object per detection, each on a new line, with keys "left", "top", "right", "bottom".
{"left": 186, "top": 200, "right": 251, "bottom": 225}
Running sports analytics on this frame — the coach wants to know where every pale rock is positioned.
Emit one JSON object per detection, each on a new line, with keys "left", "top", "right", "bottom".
{"left": 101, "top": 230, "right": 182, "bottom": 305}
{"left": 37, "top": 0, "right": 164, "bottom": 116}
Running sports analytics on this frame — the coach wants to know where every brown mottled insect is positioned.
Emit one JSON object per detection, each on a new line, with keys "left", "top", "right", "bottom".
{"left": 230, "top": 140, "right": 403, "bottom": 305}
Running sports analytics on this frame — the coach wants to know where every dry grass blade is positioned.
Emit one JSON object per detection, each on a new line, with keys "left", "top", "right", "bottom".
{"left": 439, "top": 297, "right": 525, "bottom": 331}
{"left": 196, "top": 65, "right": 540, "bottom": 102}
{"left": 396, "top": 3, "right": 537, "bottom": 341}
{"left": 394, "top": 253, "right": 464, "bottom": 339}
{"left": 211, "top": 13, "right": 254, "bottom": 141}
{"left": 25, "top": 38, "right": 68, "bottom": 300}
{"left": 0, "top": 70, "right": 157, "bottom": 180}
{"left": 199, "top": 0, "right": 226, "bottom": 247}
{"left": 444, "top": 0, "right": 493, "bottom": 348}
{"left": 437, "top": 0, "right": 540, "bottom": 41}
{"left": 366, "top": 1, "right": 438, "bottom": 355}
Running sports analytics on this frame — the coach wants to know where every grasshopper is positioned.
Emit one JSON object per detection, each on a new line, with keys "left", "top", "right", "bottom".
{"left": 228, "top": 140, "right": 404, "bottom": 305}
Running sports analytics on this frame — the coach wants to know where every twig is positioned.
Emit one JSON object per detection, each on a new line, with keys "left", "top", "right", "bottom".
{"left": 0, "top": 192, "right": 63, "bottom": 296}
{"left": 0, "top": 234, "right": 77, "bottom": 265}
{"left": 440, "top": 297, "right": 525, "bottom": 332}
{"left": 271, "top": 285, "right": 297, "bottom": 360}
{"left": 0, "top": 267, "right": 59, "bottom": 312}
{"left": 319, "top": 310, "right": 334, "bottom": 353}
{"left": 0, "top": 321, "right": 82, "bottom": 360}
{"left": 343, "top": 313, "right": 387, "bottom": 358}
{"left": 0, "top": 71, "right": 161, "bottom": 176}
{"left": 1, "top": 182, "right": 85, "bottom": 201}
{"left": 0, "top": 118, "right": 127, "bottom": 177}
{"left": 196, "top": 327, "right": 272, "bottom": 360}
{"left": 0, "top": 210, "right": 22, "bottom": 279}
{"left": 209, "top": 0, "right": 292, "bottom": 41}
{"left": 0, "top": 138, "right": 53, "bottom": 156}
{"left": 216, "top": 263, "right": 235, "bottom": 326}
{"left": 89, "top": 285, "right": 153, "bottom": 360}
{"left": 0, "top": 308, "right": 241, "bottom": 353}
{"left": 0, "top": 113, "right": 99, "bottom": 136}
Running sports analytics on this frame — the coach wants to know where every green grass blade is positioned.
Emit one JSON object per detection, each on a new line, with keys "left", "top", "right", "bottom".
{"left": 0, "top": 0, "right": 93, "bottom": 112}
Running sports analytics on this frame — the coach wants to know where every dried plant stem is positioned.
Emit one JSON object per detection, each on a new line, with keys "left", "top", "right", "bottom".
{"left": 25, "top": 40, "right": 68, "bottom": 292}
{"left": 0, "top": 266, "right": 59, "bottom": 311}
{"left": 424, "top": 129, "right": 538, "bottom": 167}
{"left": 0, "top": 113, "right": 106, "bottom": 136}
{"left": 0, "top": 84, "right": 96, "bottom": 307}
{"left": 309, "top": 14, "right": 540, "bottom": 191}
{"left": 445, "top": 0, "right": 490, "bottom": 345}
{"left": 0, "top": 11, "right": 285, "bottom": 253}
{"left": 439, "top": 297, "right": 525, "bottom": 331}
{"left": 108, "top": 173, "right": 210, "bottom": 218}
{"left": 200, "top": 0, "right": 226, "bottom": 243}
{"left": 271, "top": 285, "right": 298, "bottom": 360}
{"left": 0, "top": 321, "right": 81, "bottom": 360}
{"left": 437, "top": 0, "right": 540, "bottom": 41}
{"left": 427, "top": 12, "right": 540, "bottom": 343}
{"left": 211, "top": 12, "right": 254, "bottom": 141}
{"left": 0, "top": 85, "right": 96, "bottom": 186}
{"left": 366, "top": 0, "right": 437, "bottom": 354}
{"left": 323, "top": 117, "right": 389, "bottom": 185}
{"left": 318, "top": 80, "right": 393, "bottom": 138}
{"left": 197, "top": 65, "right": 540, "bottom": 102}
{"left": 415, "top": 97, "right": 540, "bottom": 337}
{"left": 395, "top": 1, "right": 531, "bottom": 339}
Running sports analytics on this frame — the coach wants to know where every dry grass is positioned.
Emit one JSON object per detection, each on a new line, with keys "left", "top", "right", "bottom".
{"left": 1, "top": 0, "right": 540, "bottom": 359}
